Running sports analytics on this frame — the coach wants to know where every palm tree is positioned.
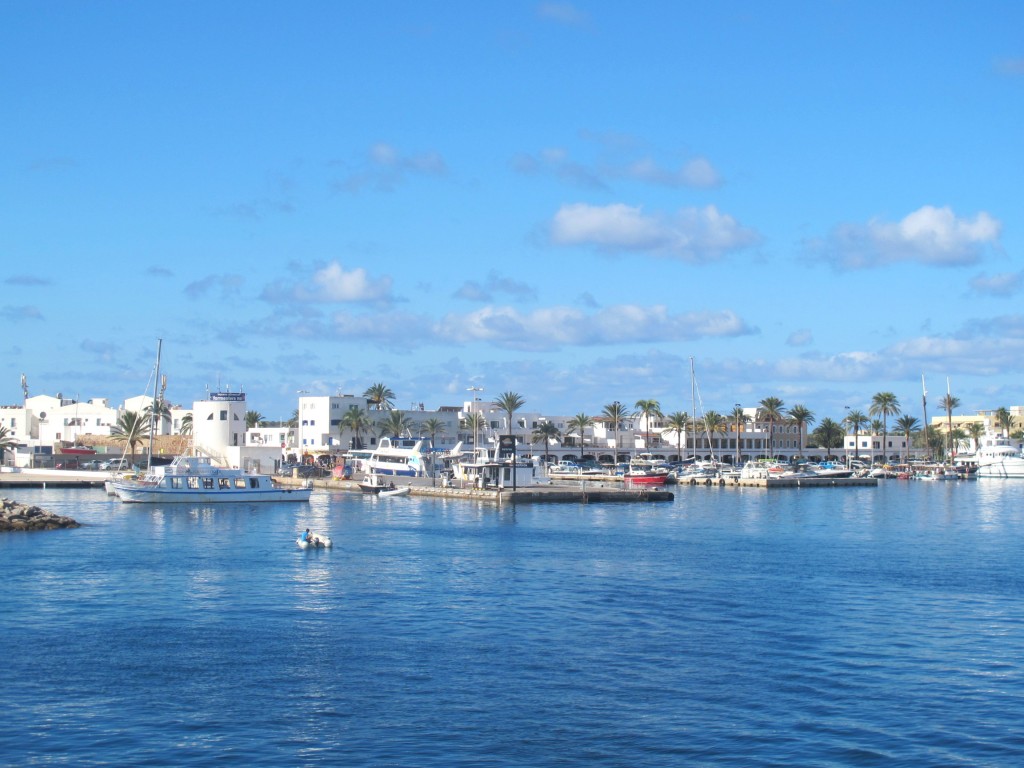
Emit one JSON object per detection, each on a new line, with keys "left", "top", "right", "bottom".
{"left": 787, "top": 404, "right": 815, "bottom": 459}
{"left": 493, "top": 391, "right": 526, "bottom": 436}
{"left": 966, "top": 422, "right": 985, "bottom": 453}
{"left": 288, "top": 409, "right": 299, "bottom": 428}
{"left": 377, "top": 410, "right": 416, "bottom": 439}
{"left": 634, "top": 399, "right": 662, "bottom": 451}
{"left": 843, "top": 409, "right": 869, "bottom": 464}
{"left": 0, "top": 425, "right": 17, "bottom": 464}
{"left": 143, "top": 398, "right": 172, "bottom": 436}
{"left": 995, "top": 407, "right": 1013, "bottom": 438}
{"left": 364, "top": 382, "right": 395, "bottom": 410}
{"left": 937, "top": 392, "right": 960, "bottom": 461}
{"left": 418, "top": 417, "right": 446, "bottom": 481}
{"left": 340, "top": 405, "right": 372, "bottom": 449}
{"left": 565, "top": 413, "right": 594, "bottom": 458}
{"left": 531, "top": 421, "right": 562, "bottom": 467}
{"left": 730, "top": 405, "right": 750, "bottom": 466}
{"left": 700, "top": 411, "right": 726, "bottom": 457}
{"left": 895, "top": 414, "right": 920, "bottom": 464}
{"left": 111, "top": 410, "right": 151, "bottom": 466}
{"left": 179, "top": 412, "right": 193, "bottom": 437}
{"left": 461, "top": 412, "right": 486, "bottom": 452}
{"left": 810, "top": 417, "right": 844, "bottom": 459}
{"left": 601, "top": 401, "right": 631, "bottom": 462}
{"left": 245, "top": 410, "right": 265, "bottom": 429}
{"left": 868, "top": 392, "right": 901, "bottom": 466}
{"left": 758, "top": 396, "right": 785, "bottom": 459}
{"left": 664, "top": 411, "right": 690, "bottom": 463}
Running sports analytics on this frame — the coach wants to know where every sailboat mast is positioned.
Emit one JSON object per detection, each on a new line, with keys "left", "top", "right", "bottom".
{"left": 148, "top": 339, "right": 163, "bottom": 470}
{"left": 921, "top": 374, "right": 928, "bottom": 462}
{"left": 689, "top": 356, "right": 696, "bottom": 461}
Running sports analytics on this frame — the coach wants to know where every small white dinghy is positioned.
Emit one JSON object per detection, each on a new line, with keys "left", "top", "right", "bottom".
{"left": 296, "top": 531, "right": 332, "bottom": 549}
{"left": 379, "top": 486, "right": 410, "bottom": 498}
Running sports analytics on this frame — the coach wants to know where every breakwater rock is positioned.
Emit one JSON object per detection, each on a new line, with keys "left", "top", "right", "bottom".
{"left": 0, "top": 498, "right": 80, "bottom": 532}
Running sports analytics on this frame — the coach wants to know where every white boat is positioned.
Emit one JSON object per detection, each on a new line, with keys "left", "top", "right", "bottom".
{"left": 975, "top": 437, "right": 1024, "bottom": 478}
{"left": 297, "top": 530, "right": 332, "bottom": 549}
{"left": 363, "top": 437, "right": 425, "bottom": 477}
{"left": 110, "top": 455, "right": 313, "bottom": 503}
{"left": 379, "top": 486, "right": 410, "bottom": 498}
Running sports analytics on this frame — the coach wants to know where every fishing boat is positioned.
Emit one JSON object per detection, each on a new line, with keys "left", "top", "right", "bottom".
{"left": 109, "top": 455, "right": 313, "bottom": 503}
{"left": 358, "top": 473, "right": 396, "bottom": 494}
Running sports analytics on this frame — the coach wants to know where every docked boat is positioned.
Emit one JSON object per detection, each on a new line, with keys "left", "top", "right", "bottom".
{"left": 974, "top": 437, "right": 1024, "bottom": 478}
{"left": 380, "top": 486, "right": 410, "bottom": 498}
{"left": 363, "top": 437, "right": 426, "bottom": 477}
{"left": 296, "top": 530, "right": 332, "bottom": 549}
{"left": 109, "top": 455, "right": 313, "bottom": 503}
{"left": 358, "top": 473, "right": 398, "bottom": 494}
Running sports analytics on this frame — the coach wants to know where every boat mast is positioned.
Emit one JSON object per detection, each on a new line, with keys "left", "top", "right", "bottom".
{"left": 147, "top": 338, "right": 162, "bottom": 470}
{"left": 921, "top": 374, "right": 928, "bottom": 463}
{"left": 689, "top": 356, "right": 696, "bottom": 462}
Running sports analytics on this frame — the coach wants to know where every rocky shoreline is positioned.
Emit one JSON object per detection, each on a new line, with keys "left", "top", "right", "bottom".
{"left": 0, "top": 498, "right": 80, "bottom": 532}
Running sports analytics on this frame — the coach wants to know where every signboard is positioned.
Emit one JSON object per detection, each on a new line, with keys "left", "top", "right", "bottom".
{"left": 498, "top": 434, "right": 516, "bottom": 459}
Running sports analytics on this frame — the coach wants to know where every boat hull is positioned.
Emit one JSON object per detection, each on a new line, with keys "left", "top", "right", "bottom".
{"left": 112, "top": 485, "right": 312, "bottom": 503}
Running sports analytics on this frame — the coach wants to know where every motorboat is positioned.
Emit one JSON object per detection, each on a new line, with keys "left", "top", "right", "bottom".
{"left": 379, "top": 486, "right": 410, "bottom": 498}
{"left": 296, "top": 530, "right": 332, "bottom": 549}
{"left": 358, "top": 473, "right": 403, "bottom": 494}
{"left": 109, "top": 455, "right": 313, "bottom": 503}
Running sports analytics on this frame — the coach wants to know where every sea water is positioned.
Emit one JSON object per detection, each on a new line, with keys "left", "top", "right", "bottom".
{"left": 3, "top": 480, "right": 1024, "bottom": 766}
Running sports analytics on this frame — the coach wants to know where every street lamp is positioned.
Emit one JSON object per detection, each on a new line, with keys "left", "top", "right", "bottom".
{"left": 844, "top": 405, "right": 851, "bottom": 466}
{"left": 613, "top": 400, "right": 620, "bottom": 467}
{"left": 734, "top": 404, "right": 742, "bottom": 467}
{"left": 467, "top": 386, "right": 484, "bottom": 461}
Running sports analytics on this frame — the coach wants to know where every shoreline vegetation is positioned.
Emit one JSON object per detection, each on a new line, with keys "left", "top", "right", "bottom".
{"left": 0, "top": 497, "right": 79, "bottom": 532}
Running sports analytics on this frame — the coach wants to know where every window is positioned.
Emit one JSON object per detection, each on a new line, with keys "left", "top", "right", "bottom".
{"left": 170, "top": 478, "right": 182, "bottom": 489}
{"left": 203, "top": 478, "right": 214, "bottom": 489}
{"left": 188, "top": 477, "right": 200, "bottom": 489}
{"left": 220, "top": 410, "right": 227, "bottom": 421}
{"left": 219, "top": 478, "right": 230, "bottom": 489}
{"left": 248, "top": 478, "right": 259, "bottom": 488}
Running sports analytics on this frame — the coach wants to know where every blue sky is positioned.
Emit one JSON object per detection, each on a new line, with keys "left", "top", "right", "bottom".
{"left": 3, "top": 2, "right": 1022, "bottom": 423}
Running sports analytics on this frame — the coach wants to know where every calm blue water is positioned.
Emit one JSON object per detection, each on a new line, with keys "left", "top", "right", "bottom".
{"left": 3, "top": 480, "right": 1024, "bottom": 766}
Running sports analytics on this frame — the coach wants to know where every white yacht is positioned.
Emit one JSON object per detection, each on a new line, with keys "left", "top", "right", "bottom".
{"left": 973, "top": 436, "right": 1024, "bottom": 478}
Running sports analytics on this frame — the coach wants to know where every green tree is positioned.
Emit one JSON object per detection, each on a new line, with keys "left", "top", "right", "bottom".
{"left": 418, "top": 417, "right": 447, "bottom": 480}
{"left": 664, "top": 411, "right": 690, "bottom": 463}
{"left": 730, "top": 405, "right": 750, "bottom": 465}
{"left": 111, "top": 410, "right": 151, "bottom": 466}
{"left": 143, "top": 398, "right": 172, "bottom": 435}
{"left": 758, "top": 396, "right": 785, "bottom": 459}
{"left": 810, "top": 417, "right": 844, "bottom": 459}
{"left": 869, "top": 392, "right": 901, "bottom": 466}
{"left": 531, "top": 421, "right": 562, "bottom": 467}
{"left": 493, "top": 391, "right": 526, "bottom": 438}
{"left": 565, "top": 413, "right": 594, "bottom": 457}
{"left": 787, "top": 404, "right": 815, "bottom": 459}
{"left": 340, "top": 405, "right": 372, "bottom": 449}
{"left": 843, "top": 409, "right": 869, "bottom": 463}
{"left": 634, "top": 399, "right": 663, "bottom": 451}
{"left": 965, "top": 422, "right": 985, "bottom": 452}
{"left": 363, "top": 382, "right": 395, "bottom": 410}
{"left": 245, "top": 410, "right": 265, "bottom": 429}
{"left": 699, "top": 411, "right": 726, "bottom": 456}
{"left": 377, "top": 410, "right": 416, "bottom": 439}
{"left": 601, "top": 401, "right": 631, "bottom": 462}
{"left": 895, "top": 414, "right": 920, "bottom": 464}
{"left": 0, "top": 425, "right": 17, "bottom": 463}
{"left": 939, "top": 392, "right": 960, "bottom": 459}
{"left": 995, "top": 407, "right": 1013, "bottom": 438}
{"left": 179, "top": 412, "right": 193, "bottom": 436}
{"left": 288, "top": 409, "right": 299, "bottom": 428}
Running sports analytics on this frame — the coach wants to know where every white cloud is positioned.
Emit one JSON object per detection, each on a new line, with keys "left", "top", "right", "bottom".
{"left": 811, "top": 205, "right": 1002, "bottom": 270}
{"left": 786, "top": 329, "right": 814, "bottom": 347}
{"left": 261, "top": 261, "right": 394, "bottom": 305}
{"left": 969, "top": 270, "right": 1023, "bottom": 297}
{"left": 453, "top": 271, "right": 538, "bottom": 302}
{"left": 550, "top": 203, "right": 760, "bottom": 261}
{"left": 538, "top": 2, "right": 589, "bottom": 26}
{"left": 435, "top": 304, "right": 755, "bottom": 350}
{"left": 338, "top": 143, "right": 447, "bottom": 192}
{"left": 620, "top": 156, "right": 721, "bottom": 188}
